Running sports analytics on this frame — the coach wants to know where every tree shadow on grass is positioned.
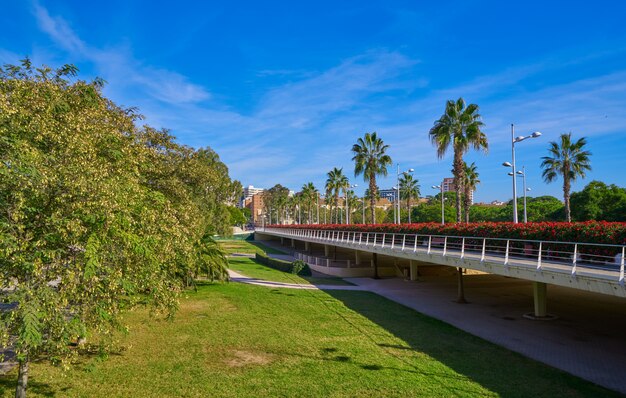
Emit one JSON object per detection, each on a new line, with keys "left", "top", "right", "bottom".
{"left": 0, "top": 375, "right": 70, "bottom": 397}
{"left": 323, "top": 290, "right": 621, "bottom": 398}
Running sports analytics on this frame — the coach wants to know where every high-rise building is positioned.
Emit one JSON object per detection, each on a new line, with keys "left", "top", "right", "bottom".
{"left": 240, "top": 185, "right": 264, "bottom": 207}
{"left": 441, "top": 177, "right": 474, "bottom": 204}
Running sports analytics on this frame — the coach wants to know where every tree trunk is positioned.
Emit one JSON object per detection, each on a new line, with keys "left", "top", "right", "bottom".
{"left": 453, "top": 151, "right": 464, "bottom": 223}
{"left": 464, "top": 186, "right": 470, "bottom": 223}
{"left": 369, "top": 176, "right": 376, "bottom": 224}
{"left": 456, "top": 267, "right": 468, "bottom": 303}
{"left": 335, "top": 193, "right": 340, "bottom": 224}
{"left": 407, "top": 198, "right": 411, "bottom": 223}
{"left": 15, "top": 358, "right": 28, "bottom": 398}
{"left": 564, "top": 175, "right": 571, "bottom": 222}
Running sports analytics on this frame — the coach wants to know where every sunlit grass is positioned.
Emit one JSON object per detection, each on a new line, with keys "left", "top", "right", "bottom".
{"left": 0, "top": 276, "right": 617, "bottom": 397}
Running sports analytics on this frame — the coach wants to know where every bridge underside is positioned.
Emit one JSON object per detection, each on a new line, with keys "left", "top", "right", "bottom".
{"left": 256, "top": 231, "right": 626, "bottom": 318}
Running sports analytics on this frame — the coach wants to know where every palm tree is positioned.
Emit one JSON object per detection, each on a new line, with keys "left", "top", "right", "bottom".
{"left": 540, "top": 133, "right": 592, "bottom": 222}
{"left": 352, "top": 132, "right": 392, "bottom": 224}
{"left": 462, "top": 162, "right": 480, "bottom": 223}
{"left": 325, "top": 167, "right": 348, "bottom": 223}
{"left": 301, "top": 182, "right": 318, "bottom": 223}
{"left": 429, "top": 98, "right": 487, "bottom": 223}
{"left": 399, "top": 174, "right": 420, "bottom": 223}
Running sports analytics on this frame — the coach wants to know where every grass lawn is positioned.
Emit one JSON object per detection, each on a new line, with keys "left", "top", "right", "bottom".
{"left": 0, "top": 272, "right": 618, "bottom": 397}
{"left": 228, "top": 256, "right": 354, "bottom": 286}
{"left": 219, "top": 239, "right": 285, "bottom": 256}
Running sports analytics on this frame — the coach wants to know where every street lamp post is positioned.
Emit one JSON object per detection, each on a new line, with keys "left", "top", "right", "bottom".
{"left": 432, "top": 184, "right": 444, "bottom": 225}
{"left": 509, "top": 166, "right": 530, "bottom": 223}
{"left": 503, "top": 124, "right": 541, "bottom": 223}
{"left": 396, "top": 165, "right": 414, "bottom": 224}
{"left": 316, "top": 192, "right": 320, "bottom": 224}
{"left": 346, "top": 184, "right": 358, "bottom": 224}
{"left": 361, "top": 196, "right": 365, "bottom": 224}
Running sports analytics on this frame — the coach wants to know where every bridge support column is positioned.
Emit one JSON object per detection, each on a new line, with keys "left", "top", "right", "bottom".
{"left": 533, "top": 282, "right": 547, "bottom": 317}
{"left": 456, "top": 268, "right": 468, "bottom": 304}
{"left": 355, "top": 250, "right": 361, "bottom": 265}
{"left": 280, "top": 237, "right": 284, "bottom": 245}
{"left": 291, "top": 239, "right": 295, "bottom": 248}
{"left": 324, "top": 245, "right": 330, "bottom": 257}
{"left": 305, "top": 241, "right": 310, "bottom": 253}
{"left": 409, "top": 260, "right": 418, "bottom": 281}
{"left": 372, "top": 253, "right": 379, "bottom": 279}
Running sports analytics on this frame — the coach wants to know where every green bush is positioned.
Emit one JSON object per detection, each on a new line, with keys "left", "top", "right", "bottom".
{"left": 254, "top": 254, "right": 312, "bottom": 276}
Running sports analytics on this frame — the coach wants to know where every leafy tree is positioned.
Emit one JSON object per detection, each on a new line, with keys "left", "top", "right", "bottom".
{"left": 541, "top": 132, "right": 592, "bottom": 222}
{"left": 462, "top": 162, "right": 480, "bottom": 223}
{"left": 263, "top": 184, "right": 289, "bottom": 224}
{"left": 399, "top": 174, "right": 420, "bottom": 223}
{"left": 227, "top": 206, "right": 247, "bottom": 227}
{"left": 352, "top": 132, "right": 392, "bottom": 224}
{"left": 429, "top": 98, "right": 487, "bottom": 223}
{"left": 0, "top": 60, "right": 232, "bottom": 397}
{"left": 570, "top": 181, "right": 626, "bottom": 221}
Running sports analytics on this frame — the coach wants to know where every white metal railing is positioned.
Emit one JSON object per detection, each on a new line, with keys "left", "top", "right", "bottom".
{"left": 294, "top": 252, "right": 354, "bottom": 268}
{"left": 263, "top": 227, "right": 626, "bottom": 284}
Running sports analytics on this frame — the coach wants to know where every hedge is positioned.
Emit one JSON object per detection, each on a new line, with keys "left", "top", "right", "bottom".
{"left": 255, "top": 253, "right": 312, "bottom": 276}
{"left": 266, "top": 222, "right": 626, "bottom": 246}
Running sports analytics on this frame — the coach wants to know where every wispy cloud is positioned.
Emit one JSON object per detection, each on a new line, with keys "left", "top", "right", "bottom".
{"left": 19, "top": 4, "right": 626, "bottom": 201}
{"left": 32, "top": 4, "right": 209, "bottom": 105}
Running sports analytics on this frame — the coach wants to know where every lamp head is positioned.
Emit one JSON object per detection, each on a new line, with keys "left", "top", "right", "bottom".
{"left": 527, "top": 187, "right": 532, "bottom": 191}
{"left": 514, "top": 136, "right": 527, "bottom": 143}
{"left": 516, "top": 170, "right": 524, "bottom": 175}
{"left": 408, "top": 168, "right": 415, "bottom": 173}
{"left": 507, "top": 172, "right": 514, "bottom": 176}
{"left": 531, "top": 131, "right": 542, "bottom": 138}
{"left": 502, "top": 162, "right": 512, "bottom": 167}
{"left": 431, "top": 185, "right": 440, "bottom": 189}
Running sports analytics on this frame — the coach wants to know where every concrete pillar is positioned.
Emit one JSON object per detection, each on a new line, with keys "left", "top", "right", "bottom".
{"left": 324, "top": 245, "right": 330, "bottom": 257}
{"left": 533, "top": 282, "right": 547, "bottom": 317}
{"left": 280, "top": 237, "right": 284, "bottom": 245}
{"left": 291, "top": 239, "right": 295, "bottom": 248}
{"left": 372, "top": 252, "right": 379, "bottom": 279}
{"left": 355, "top": 250, "right": 361, "bottom": 265}
{"left": 410, "top": 260, "right": 418, "bottom": 281}
{"left": 305, "top": 241, "right": 310, "bottom": 252}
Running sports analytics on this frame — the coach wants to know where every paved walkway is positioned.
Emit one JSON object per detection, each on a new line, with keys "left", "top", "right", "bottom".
{"left": 228, "top": 270, "right": 361, "bottom": 290}
{"left": 230, "top": 261, "right": 626, "bottom": 394}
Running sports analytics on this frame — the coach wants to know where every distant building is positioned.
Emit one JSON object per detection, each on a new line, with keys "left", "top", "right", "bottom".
{"left": 441, "top": 177, "right": 474, "bottom": 205}
{"left": 379, "top": 188, "right": 398, "bottom": 202}
{"left": 240, "top": 185, "right": 264, "bottom": 208}
{"left": 246, "top": 192, "right": 265, "bottom": 224}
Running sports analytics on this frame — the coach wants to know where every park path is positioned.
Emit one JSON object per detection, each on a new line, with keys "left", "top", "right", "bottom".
{"left": 227, "top": 269, "right": 362, "bottom": 291}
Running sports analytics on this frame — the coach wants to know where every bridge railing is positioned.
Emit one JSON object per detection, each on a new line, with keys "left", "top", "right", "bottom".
{"left": 262, "top": 227, "right": 626, "bottom": 284}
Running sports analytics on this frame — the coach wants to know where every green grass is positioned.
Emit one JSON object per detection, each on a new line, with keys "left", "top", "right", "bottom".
{"left": 219, "top": 239, "right": 285, "bottom": 256}
{"left": 228, "top": 256, "right": 354, "bottom": 286}
{"left": 0, "top": 273, "right": 618, "bottom": 397}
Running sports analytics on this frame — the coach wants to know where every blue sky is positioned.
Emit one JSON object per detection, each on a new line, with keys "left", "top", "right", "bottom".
{"left": 2, "top": 1, "right": 626, "bottom": 202}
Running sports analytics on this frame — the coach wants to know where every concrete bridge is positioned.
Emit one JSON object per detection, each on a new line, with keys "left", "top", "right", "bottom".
{"left": 256, "top": 226, "right": 626, "bottom": 318}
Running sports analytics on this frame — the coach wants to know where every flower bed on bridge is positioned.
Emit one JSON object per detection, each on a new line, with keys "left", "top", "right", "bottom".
{"left": 267, "top": 222, "right": 626, "bottom": 244}
{"left": 266, "top": 222, "right": 626, "bottom": 260}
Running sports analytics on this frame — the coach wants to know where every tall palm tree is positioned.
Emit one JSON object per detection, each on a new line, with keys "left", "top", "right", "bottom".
{"left": 462, "top": 162, "right": 480, "bottom": 223}
{"left": 352, "top": 132, "right": 392, "bottom": 224}
{"left": 429, "top": 98, "right": 487, "bottom": 223}
{"left": 540, "top": 133, "right": 592, "bottom": 222}
{"left": 399, "top": 174, "right": 420, "bottom": 223}
{"left": 325, "top": 167, "right": 348, "bottom": 223}
{"left": 301, "top": 182, "right": 317, "bottom": 223}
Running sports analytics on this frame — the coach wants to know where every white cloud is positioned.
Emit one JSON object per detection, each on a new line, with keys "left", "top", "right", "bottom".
{"left": 32, "top": 4, "right": 209, "bottom": 105}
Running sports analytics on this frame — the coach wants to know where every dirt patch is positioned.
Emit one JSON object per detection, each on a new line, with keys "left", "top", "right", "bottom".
{"left": 225, "top": 349, "right": 273, "bottom": 368}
